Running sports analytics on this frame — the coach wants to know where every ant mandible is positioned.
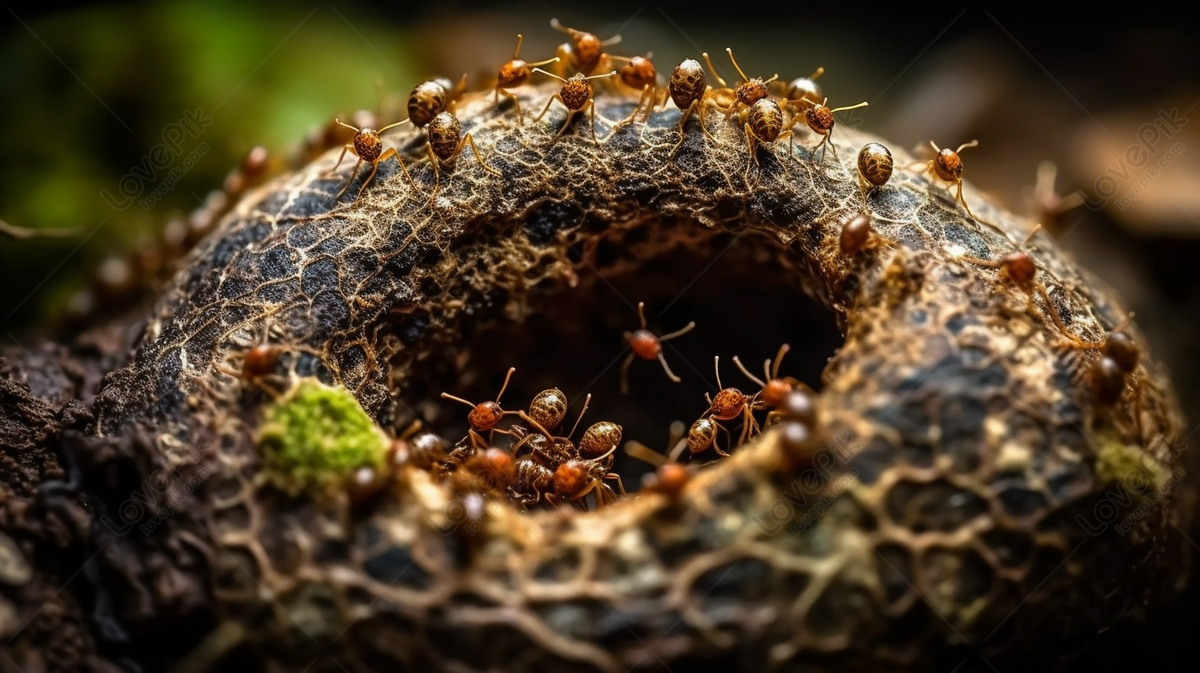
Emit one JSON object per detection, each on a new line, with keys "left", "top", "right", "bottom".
{"left": 549, "top": 18, "right": 622, "bottom": 76}
{"left": 533, "top": 69, "right": 617, "bottom": 144}
{"left": 328, "top": 119, "right": 417, "bottom": 202}
{"left": 621, "top": 301, "right": 696, "bottom": 395}
{"left": 441, "top": 366, "right": 518, "bottom": 449}
{"left": 494, "top": 34, "right": 560, "bottom": 122}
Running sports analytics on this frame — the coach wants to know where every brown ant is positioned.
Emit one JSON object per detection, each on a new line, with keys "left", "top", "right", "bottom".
{"left": 548, "top": 452, "right": 625, "bottom": 510}
{"left": 660, "top": 58, "right": 716, "bottom": 148}
{"left": 781, "top": 67, "right": 826, "bottom": 109}
{"left": 392, "top": 428, "right": 450, "bottom": 471}
{"left": 1089, "top": 328, "right": 1140, "bottom": 406}
{"left": 620, "top": 301, "right": 696, "bottom": 395}
{"left": 838, "top": 213, "right": 876, "bottom": 257}
{"left": 705, "top": 356, "right": 763, "bottom": 447}
{"left": 958, "top": 225, "right": 1090, "bottom": 345}
{"left": 1028, "top": 161, "right": 1084, "bottom": 230}
{"left": 513, "top": 394, "right": 592, "bottom": 464}
{"left": 641, "top": 462, "right": 691, "bottom": 498}
{"left": 533, "top": 69, "right": 617, "bottom": 144}
{"left": 527, "top": 388, "right": 569, "bottom": 432}
{"left": 705, "top": 48, "right": 778, "bottom": 119}
{"left": 578, "top": 421, "right": 623, "bottom": 461}
{"left": 494, "top": 34, "right": 560, "bottom": 122}
{"left": 604, "top": 53, "right": 660, "bottom": 133}
{"left": 742, "top": 98, "right": 794, "bottom": 187}
{"left": 441, "top": 367, "right": 518, "bottom": 449}
{"left": 798, "top": 97, "right": 869, "bottom": 164}
{"left": 857, "top": 142, "right": 894, "bottom": 195}
{"left": 327, "top": 119, "right": 417, "bottom": 202}
{"left": 424, "top": 110, "right": 502, "bottom": 197}
{"left": 667, "top": 417, "right": 726, "bottom": 462}
{"left": 732, "top": 344, "right": 797, "bottom": 409}
{"left": 242, "top": 343, "right": 282, "bottom": 381}
{"left": 407, "top": 75, "right": 467, "bottom": 129}
{"left": 510, "top": 459, "right": 555, "bottom": 509}
{"left": 909, "top": 140, "right": 990, "bottom": 222}
{"left": 549, "top": 18, "right": 622, "bottom": 76}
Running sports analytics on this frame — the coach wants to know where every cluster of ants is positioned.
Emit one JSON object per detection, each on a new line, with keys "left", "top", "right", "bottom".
{"left": 325, "top": 18, "right": 983, "bottom": 211}
{"left": 363, "top": 302, "right": 822, "bottom": 513}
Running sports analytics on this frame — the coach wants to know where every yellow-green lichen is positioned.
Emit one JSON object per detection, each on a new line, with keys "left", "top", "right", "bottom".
{"left": 257, "top": 379, "right": 387, "bottom": 495}
{"left": 1093, "top": 430, "right": 1167, "bottom": 499}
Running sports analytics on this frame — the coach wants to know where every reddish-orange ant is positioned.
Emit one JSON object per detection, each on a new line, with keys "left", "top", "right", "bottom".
{"left": 533, "top": 69, "right": 617, "bottom": 144}
{"left": 328, "top": 119, "right": 417, "bottom": 201}
{"left": 549, "top": 18, "right": 622, "bottom": 76}
{"left": 441, "top": 367, "right": 518, "bottom": 449}
{"left": 732, "top": 344, "right": 797, "bottom": 410}
{"left": 620, "top": 301, "right": 696, "bottom": 395}
{"left": 798, "top": 97, "right": 869, "bottom": 164}
{"left": 704, "top": 48, "right": 778, "bottom": 120}
{"left": 910, "top": 140, "right": 988, "bottom": 222}
{"left": 494, "top": 34, "right": 560, "bottom": 122}
{"left": 706, "top": 356, "right": 763, "bottom": 447}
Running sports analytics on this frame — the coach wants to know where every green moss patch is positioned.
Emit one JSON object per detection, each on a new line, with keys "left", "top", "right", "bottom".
{"left": 258, "top": 379, "right": 387, "bottom": 495}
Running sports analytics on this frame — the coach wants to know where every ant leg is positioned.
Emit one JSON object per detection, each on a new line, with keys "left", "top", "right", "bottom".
{"left": 625, "top": 441, "right": 667, "bottom": 467}
{"left": 666, "top": 437, "right": 690, "bottom": 463}
{"left": 329, "top": 144, "right": 353, "bottom": 176}
{"left": 353, "top": 159, "right": 381, "bottom": 203}
{"left": 379, "top": 147, "right": 419, "bottom": 192}
{"left": 535, "top": 93, "right": 562, "bottom": 123}
{"left": 497, "top": 87, "right": 523, "bottom": 122}
{"left": 656, "top": 352, "right": 682, "bottom": 383}
{"left": 553, "top": 110, "right": 578, "bottom": 142}
{"left": 619, "top": 352, "right": 635, "bottom": 395}
{"left": 606, "top": 472, "right": 626, "bottom": 496}
{"left": 462, "top": 133, "right": 502, "bottom": 176}
{"left": 658, "top": 321, "right": 695, "bottom": 342}
{"left": 587, "top": 100, "right": 599, "bottom": 145}
{"left": 334, "top": 158, "right": 364, "bottom": 200}
{"left": 744, "top": 124, "right": 759, "bottom": 189}
{"left": 425, "top": 142, "right": 442, "bottom": 203}
{"left": 713, "top": 424, "right": 731, "bottom": 457}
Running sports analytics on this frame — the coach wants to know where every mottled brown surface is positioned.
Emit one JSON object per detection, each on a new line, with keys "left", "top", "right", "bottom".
{"left": 0, "top": 79, "right": 1192, "bottom": 672}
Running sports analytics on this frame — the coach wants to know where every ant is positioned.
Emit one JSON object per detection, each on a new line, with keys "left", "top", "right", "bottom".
{"left": 604, "top": 53, "right": 660, "bottom": 134}
{"left": 668, "top": 417, "right": 725, "bottom": 462}
{"left": 549, "top": 18, "right": 622, "bottom": 76}
{"left": 732, "top": 344, "right": 797, "bottom": 410}
{"left": 424, "top": 111, "right": 502, "bottom": 198}
{"left": 1028, "top": 161, "right": 1084, "bottom": 230}
{"left": 527, "top": 388, "right": 569, "bottom": 433}
{"left": 660, "top": 58, "right": 716, "bottom": 149}
{"left": 578, "top": 421, "right": 623, "bottom": 461}
{"left": 494, "top": 34, "right": 560, "bottom": 122}
{"left": 391, "top": 426, "right": 450, "bottom": 471}
{"left": 620, "top": 301, "right": 696, "bottom": 395}
{"left": 441, "top": 367, "right": 518, "bottom": 449}
{"left": 705, "top": 356, "right": 764, "bottom": 447}
{"left": 837, "top": 212, "right": 876, "bottom": 257}
{"left": 909, "top": 140, "right": 989, "bottom": 222}
{"left": 798, "top": 97, "right": 869, "bottom": 164}
{"left": 407, "top": 75, "right": 467, "bottom": 129}
{"left": 548, "top": 452, "right": 625, "bottom": 509}
{"left": 782, "top": 67, "right": 826, "bottom": 109}
{"left": 641, "top": 462, "right": 691, "bottom": 498}
{"left": 327, "top": 119, "right": 418, "bottom": 202}
{"left": 742, "top": 98, "right": 794, "bottom": 187}
{"left": 857, "top": 142, "right": 894, "bottom": 196}
{"left": 533, "top": 69, "right": 617, "bottom": 144}
{"left": 704, "top": 48, "right": 778, "bottom": 119}
{"left": 514, "top": 394, "right": 592, "bottom": 465}
{"left": 958, "top": 225, "right": 1090, "bottom": 346}
{"left": 1090, "top": 328, "right": 1140, "bottom": 406}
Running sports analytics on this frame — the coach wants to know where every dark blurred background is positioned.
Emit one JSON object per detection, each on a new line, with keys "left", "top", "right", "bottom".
{"left": 1, "top": 2, "right": 1198, "bottom": 668}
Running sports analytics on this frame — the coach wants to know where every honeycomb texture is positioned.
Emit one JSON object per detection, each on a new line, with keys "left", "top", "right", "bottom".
{"left": 57, "top": 82, "right": 1192, "bottom": 671}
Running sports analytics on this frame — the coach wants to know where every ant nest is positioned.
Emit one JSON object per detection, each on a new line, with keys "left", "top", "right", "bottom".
{"left": 17, "top": 25, "right": 1190, "bottom": 673}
